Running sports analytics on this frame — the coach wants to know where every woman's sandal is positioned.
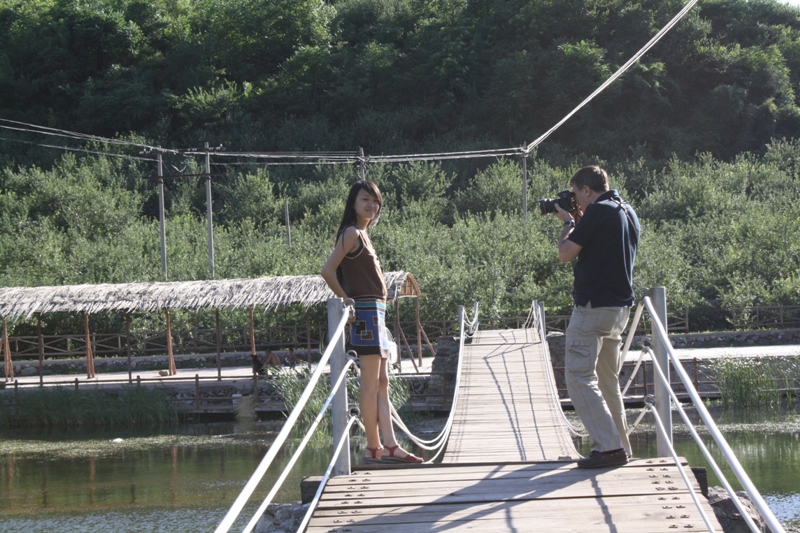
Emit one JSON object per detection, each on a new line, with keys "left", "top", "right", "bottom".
{"left": 381, "top": 445, "right": 423, "bottom": 464}
{"left": 364, "top": 446, "right": 383, "bottom": 464}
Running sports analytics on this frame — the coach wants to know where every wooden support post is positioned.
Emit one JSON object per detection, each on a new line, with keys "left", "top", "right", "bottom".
{"left": 305, "top": 309, "right": 311, "bottom": 358}
{"left": 195, "top": 374, "right": 200, "bottom": 410}
{"left": 85, "top": 313, "right": 96, "bottom": 379}
{"left": 397, "top": 325, "right": 420, "bottom": 373}
{"left": 37, "top": 314, "right": 44, "bottom": 386}
{"left": 249, "top": 306, "right": 257, "bottom": 375}
{"left": 253, "top": 373, "right": 259, "bottom": 405}
{"left": 165, "top": 308, "right": 176, "bottom": 376}
{"left": 3, "top": 317, "right": 13, "bottom": 382}
{"left": 125, "top": 313, "right": 132, "bottom": 384}
{"left": 215, "top": 308, "right": 222, "bottom": 381}
{"left": 250, "top": 306, "right": 256, "bottom": 355}
{"left": 420, "top": 327, "right": 437, "bottom": 358}
{"left": 415, "top": 297, "right": 423, "bottom": 367}
{"left": 394, "top": 298, "right": 402, "bottom": 371}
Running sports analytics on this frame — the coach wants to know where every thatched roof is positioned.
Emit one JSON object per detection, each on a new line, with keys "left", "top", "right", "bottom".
{"left": 0, "top": 272, "right": 420, "bottom": 319}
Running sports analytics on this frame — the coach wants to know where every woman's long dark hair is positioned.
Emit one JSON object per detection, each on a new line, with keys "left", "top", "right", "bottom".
{"left": 335, "top": 181, "right": 383, "bottom": 287}
{"left": 335, "top": 180, "right": 383, "bottom": 243}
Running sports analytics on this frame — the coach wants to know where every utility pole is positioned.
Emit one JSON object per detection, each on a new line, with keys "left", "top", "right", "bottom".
{"left": 157, "top": 149, "right": 168, "bottom": 281}
{"left": 205, "top": 142, "right": 214, "bottom": 279}
{"left": 521, "top": 146, "right": 529, "bottom": 221}
{"left": 284, "top": 199, "right": 291, "bottom": 248}
{"left": 358, "top": 147, "right": 366, "bottom": 180}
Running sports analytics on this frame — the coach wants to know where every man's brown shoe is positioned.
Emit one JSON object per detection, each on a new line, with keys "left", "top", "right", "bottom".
{"left": 577, "top": 449, "right": 628, "bottom": 469}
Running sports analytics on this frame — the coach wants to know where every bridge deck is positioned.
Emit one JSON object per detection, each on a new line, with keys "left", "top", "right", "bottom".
{"left": 443, "top": 327, "right": 578, "bottom": 462}
{"left": 305, "top": 328, "right": 722, "bottom": 532}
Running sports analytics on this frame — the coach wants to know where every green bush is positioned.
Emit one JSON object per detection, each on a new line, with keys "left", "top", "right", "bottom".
{"left": 0, "top": 386, "right": 178, "bottom": 428}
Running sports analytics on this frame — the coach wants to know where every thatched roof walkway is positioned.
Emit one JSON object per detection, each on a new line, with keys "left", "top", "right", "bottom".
{"left": 2, "top": 272, "right": 425, "bottom": 383}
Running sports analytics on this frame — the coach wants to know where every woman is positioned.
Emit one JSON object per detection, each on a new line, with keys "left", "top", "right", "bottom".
{"left": 321, "top": 180, "right": 422, "bottom": 464}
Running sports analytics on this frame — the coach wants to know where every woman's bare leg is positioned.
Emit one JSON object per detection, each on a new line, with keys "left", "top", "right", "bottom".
{"left": 358, "top": 355, "right": 382, "bottom": 451}
{"left": 376, "top": 357, "right": 416, "bottom": 459}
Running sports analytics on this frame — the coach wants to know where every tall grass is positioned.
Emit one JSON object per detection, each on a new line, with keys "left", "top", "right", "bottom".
{"left": 715, "top": 356, "right": 798, "bottom": 407}
{"left": 273, "top": 364, "right": 413, "bottom": 431}
{"left": 0, "top": 386, "right": 178, "bottom": 428}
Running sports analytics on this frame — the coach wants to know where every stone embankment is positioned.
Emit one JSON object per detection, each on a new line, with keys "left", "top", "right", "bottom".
{"left": 546, "top": 328, "right": 800, "bottom": 399}
{"left": 6, "top": 349, "right": 312, "bottom": 378}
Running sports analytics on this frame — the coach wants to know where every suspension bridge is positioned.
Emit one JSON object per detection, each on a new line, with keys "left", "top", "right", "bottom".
{"left": 215, "top": 294, "right": 786, "bottom": 533}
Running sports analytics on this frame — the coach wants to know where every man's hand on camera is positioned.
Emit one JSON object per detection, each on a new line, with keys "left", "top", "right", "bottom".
{"left": 554, "top": 204, "right": 573, "bottom": 224}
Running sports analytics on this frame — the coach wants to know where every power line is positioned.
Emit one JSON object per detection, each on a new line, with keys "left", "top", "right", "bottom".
{"left": 0, "top": 118, "right": 179, "bottom": 154}
{"left": 0, "top": 136, "right": 157, "bottom": 162}
{"left": 0, "top": 0, "right": 699, "bottom": 169}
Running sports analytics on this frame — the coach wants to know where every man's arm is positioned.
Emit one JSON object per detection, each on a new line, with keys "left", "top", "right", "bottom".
{"left": 554, "top": 205, "right": 583, "bottom": 262}
{"left": 558, "top": 224, "right": 582, "bottom": 262}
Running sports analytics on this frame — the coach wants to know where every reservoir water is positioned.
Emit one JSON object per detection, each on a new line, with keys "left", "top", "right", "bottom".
{"left": 1, "top": 403, "right": 798, "bottom": 533}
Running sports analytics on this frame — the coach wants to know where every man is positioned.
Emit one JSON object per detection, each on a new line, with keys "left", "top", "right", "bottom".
{"left": 553, "top": 165, "right": 640, "bottom": 469}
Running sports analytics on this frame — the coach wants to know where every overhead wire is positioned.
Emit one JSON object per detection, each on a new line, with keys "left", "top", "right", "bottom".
{"left": 0, "top": 118, "right": 178, "bottom": 154}
{"left": 0, "top": 135, "right": 157, "bottom": 162}
{"left": 2, "top": 0, "right": 699, "bottom": 171}
{"left": 525, "top": 0, "right": 700, "bottom": 154}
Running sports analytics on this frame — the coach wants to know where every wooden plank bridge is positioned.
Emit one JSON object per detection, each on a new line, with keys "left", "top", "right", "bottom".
{"left": 305, "top": 328, "right": 722, "bottom": 532}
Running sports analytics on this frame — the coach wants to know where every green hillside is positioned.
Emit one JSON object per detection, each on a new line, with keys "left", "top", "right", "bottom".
{"left": 1, "top": 0, "right": 800, "bottom": 334}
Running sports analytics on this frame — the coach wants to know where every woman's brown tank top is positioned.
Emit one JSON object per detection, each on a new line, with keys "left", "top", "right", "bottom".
{"left": 338, "top": 229, "right": 387, "bottom": 301}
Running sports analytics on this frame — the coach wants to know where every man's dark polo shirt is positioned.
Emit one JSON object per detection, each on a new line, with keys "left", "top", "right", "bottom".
{"left": 567, "top": 189, "right": 640, "bottom": 308}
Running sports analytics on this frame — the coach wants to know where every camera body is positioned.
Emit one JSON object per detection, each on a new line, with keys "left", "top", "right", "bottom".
{"left": 538, "top": 190, "right": 576, "bottom": 215}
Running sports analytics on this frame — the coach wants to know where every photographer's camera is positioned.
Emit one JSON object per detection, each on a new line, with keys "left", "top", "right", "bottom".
{"left": 538, "top": 190, "right": 576, "bottom": 215}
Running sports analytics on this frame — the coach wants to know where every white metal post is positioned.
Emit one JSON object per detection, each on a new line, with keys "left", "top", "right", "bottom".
{"left": 327, "top": 298, "right": 351, "bottom": 476}
{"left": 649, "top": 286, "right": 672, "bottom": 456}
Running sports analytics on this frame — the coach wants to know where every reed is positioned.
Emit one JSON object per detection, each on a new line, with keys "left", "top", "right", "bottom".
{"left": 273, "top": 364, "right": 413, "bottom": 431}
{"left": 0, "top": 386, "right": 178, "bottom": 428}
{"left": 715, "top": 356, "right": 796, "bottom": 407}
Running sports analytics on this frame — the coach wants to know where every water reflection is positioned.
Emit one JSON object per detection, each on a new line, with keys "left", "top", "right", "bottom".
{"left": 2, "top": 404, "right": 798, "bottom": 533}
{"left": 0, "top": 421, "right": 333, "bottom": 532}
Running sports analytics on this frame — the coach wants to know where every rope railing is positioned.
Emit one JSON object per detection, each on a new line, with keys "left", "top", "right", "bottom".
{"left": 389, "top": 303, "right": 474, "bottom": 461}
{"left": 645, "top": 354, "right": 760, "bottom": 533}
{"left": 213, "top": 300, "right": 352, "bottom": 533}
{"left": 217, "top": 299, "right": 473, "bottom": 532}
{"left": 240, "top": 357, "right": 358, "bottom": 533}
{"left": 635, "top": 294, "right": 785, "bottom": 533}
{"left": 525, "top": 300, "right": 588, "bottom": 439}
{"left": 644, "top": 396, "right": 719, "bottom": 533}
{"left": 296, "top": 416, "right": 360, "bottom": 532}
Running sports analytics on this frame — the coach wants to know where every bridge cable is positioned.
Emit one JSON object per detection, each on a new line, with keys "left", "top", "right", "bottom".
{"left": 213, "top": 307, "right": 351, "bottom": 533}
{"left": 646, "top": 353, "right": 762, "bottom": 533}
{"left": 387, "top": 304, "right": 475, "bottom": 460}
{"left": 524, "top": 0, "right": 700, "bottom": 155}
{"left": 240, "top": 357, "right": 358, "bottom": 533}
{"left": 0, "top": 135, "right": 157, "bottom": 162}
{"left": 296, "top": 416, "right": 360, "bottom": 533}
{"left": 645, "top": 398, "right": 719, "bottom": 533}
{"left": 0, "top": 118, "right": 179, "bottom": 153}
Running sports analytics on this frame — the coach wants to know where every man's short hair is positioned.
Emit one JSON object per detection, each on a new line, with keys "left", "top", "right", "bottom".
{"left": 570, "top": 166, "right": 609, "bottom": 193}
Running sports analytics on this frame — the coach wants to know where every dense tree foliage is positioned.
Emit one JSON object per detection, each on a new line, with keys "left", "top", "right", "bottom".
{"left": 2, "top": 145, "right": 799, "bottom": 335}
{"left": 3, "top": 0, "right": 800, "bottom": 159}
{"left": 2, "top": 0, "right": 800, "bottom": 337}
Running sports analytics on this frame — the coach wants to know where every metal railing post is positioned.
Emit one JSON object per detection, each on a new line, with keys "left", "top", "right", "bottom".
{"left": 327, "top": 298, "right": 350, "bottom": 476}
{"left": 649, "top": 286, "right": 672, "bottom": 456}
